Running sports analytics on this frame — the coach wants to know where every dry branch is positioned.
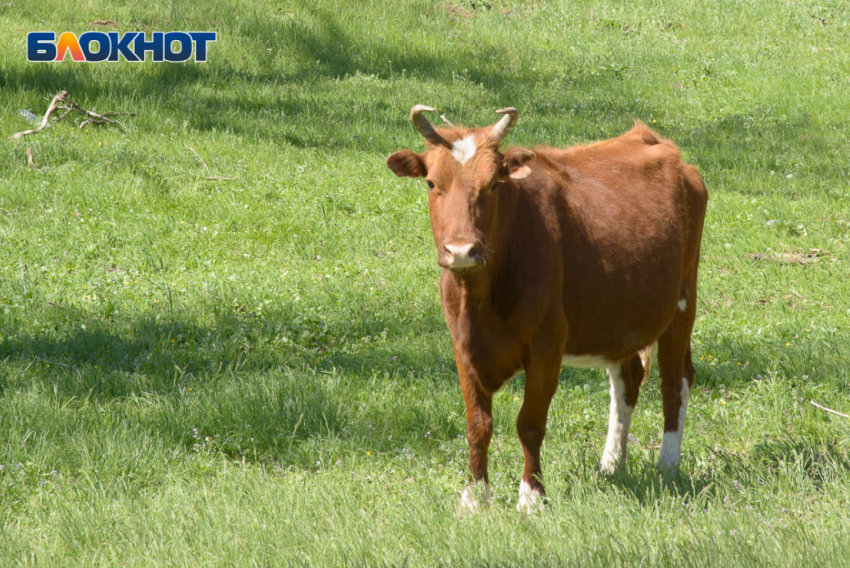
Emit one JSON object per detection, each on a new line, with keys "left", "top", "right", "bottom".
{"left": 810, "top": 400, "right": 850, "bottom": 419}
{"left": 26, "top": 147, "right": 41, "bottom": 171}
{"left": 9, "top": 91, "right": 70, "bottom": 140}
{"left": 70, "top": 104, "right": 130, "bottom": 132}
{"left": 9, "top": 91, "right": 135, "bottom": 140}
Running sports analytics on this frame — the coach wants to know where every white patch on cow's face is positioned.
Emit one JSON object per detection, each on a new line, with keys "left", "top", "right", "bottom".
{"left": 658, "top": 377, "right": 690, "bottom": 469}
{"left": 452, "top": 135, "right": 477, "bottom": 165}
{"left": 517, "top": 480, "right": 543, "bottom": 514}
{"left": 678, "top": 299, "right": 687, "bottom": 312}
{"left": 561, "top": 354, "right": 611, "bottom": 368}
{"left": 459, "top": 480, "right": 490, "bottom": 517}
{"left": 600, "top": 365, "right": 634, "bottom": 474}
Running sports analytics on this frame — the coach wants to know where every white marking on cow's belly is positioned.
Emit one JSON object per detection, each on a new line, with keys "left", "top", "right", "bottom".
{"left": 517, "top": 480, "right": 543, "bottom": 514}
{"left": 600, "top": 364, "right": 634, "bottom": 474}
{"left": 452, "top": 135, "right": 477, "bottom": 165}
{"left": 678, "top": 299, "right": 687, "bottom": 312}
{"left": 561, "top": 354, "right": 611, "bottom": 368}
{"left": 658, "top": 377, "right": 690, "bottom": 469}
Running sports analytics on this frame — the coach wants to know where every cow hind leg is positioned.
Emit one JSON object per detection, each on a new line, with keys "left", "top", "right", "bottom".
{"left": 600, "top": 354, "right": 645, "bottom": 474}
{"left": 656, "top": 271, "right": 699, "bottom": 471}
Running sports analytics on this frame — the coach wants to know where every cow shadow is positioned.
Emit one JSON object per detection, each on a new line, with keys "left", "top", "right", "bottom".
{"left": 598, "top": 433, "right": 850, "bottom": 508}
{"left": 0, "top": 298, "right": 456, "bottom": 460}
{"left": 3, "top": 290, "right": 849, "bottom": 470}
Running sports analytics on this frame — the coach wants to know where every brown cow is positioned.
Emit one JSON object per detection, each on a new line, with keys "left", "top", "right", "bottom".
{"left": 386, "top": 106, "right": 707, "bottom": 513}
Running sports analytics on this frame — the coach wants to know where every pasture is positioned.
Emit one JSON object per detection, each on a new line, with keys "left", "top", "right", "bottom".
{"left": 1, "top": 0, "right": 849, "bottom": 565}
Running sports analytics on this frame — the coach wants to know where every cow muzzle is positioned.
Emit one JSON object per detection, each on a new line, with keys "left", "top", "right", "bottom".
{"left": 442, "top": 242, "right": 483, "bottom": 271}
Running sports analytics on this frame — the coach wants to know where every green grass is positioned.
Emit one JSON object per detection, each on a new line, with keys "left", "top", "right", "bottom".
{"left": 1, "top": 0, "right": 850, "bottom": 565}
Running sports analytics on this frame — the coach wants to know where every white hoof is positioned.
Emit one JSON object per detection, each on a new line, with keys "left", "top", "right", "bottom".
{"left": 458, "top": 481, "right": 490, "bottom": 517}
{"left": 599, "top": 453, "right": 623, "bottom": 475}
{"left": 516, "top": 480, "right": 544, "bottom": 515}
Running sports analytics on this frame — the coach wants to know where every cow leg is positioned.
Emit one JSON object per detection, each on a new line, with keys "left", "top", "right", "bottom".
{"left": 457, "top": 361, "right": 493, "bottom": 514}
{"left": 657, "top": 271, "right": 699, "bottom": 471}
{"left": 515, "top": 355, "right": 560, "bottom": 514}
{"left": 600, "top": 354, "right": 646, "bottom": 474}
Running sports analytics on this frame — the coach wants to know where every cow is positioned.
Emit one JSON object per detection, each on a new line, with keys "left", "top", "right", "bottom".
{"left": 386, "top": 106, "right": 708, "bottom": 514}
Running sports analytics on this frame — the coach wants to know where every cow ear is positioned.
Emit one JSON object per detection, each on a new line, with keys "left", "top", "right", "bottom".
{"left": 386, "top": 150, "right": 427, "bottom": 178}
{"left": 501, "top": 149, "right": 535, "bottom": 180}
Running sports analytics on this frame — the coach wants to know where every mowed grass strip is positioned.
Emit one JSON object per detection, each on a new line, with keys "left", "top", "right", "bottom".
{"left": 1, "top": 0, "right": 849, "bottom": 565}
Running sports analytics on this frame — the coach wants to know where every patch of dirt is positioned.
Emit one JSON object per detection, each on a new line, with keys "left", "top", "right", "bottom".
{"left": 443, "top": 3, "right": 472, "bottom": 22}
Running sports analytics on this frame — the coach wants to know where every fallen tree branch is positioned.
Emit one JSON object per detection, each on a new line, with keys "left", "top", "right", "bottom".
{"left": 9, "top": 91, "right": 70, "bottom": 140}
{"left": 810, "top": 399, "right": 849, "bottom": 419}
{"left": 67, "top": 102, "right": 131, "bottom": 133}
{"left": 9, "top": 91, "right": 134, "bottom": 140}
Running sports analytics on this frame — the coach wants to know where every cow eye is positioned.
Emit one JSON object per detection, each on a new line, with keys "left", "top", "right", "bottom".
{"left": 491, "top": 181, "right": 500, "bottom": 191}
{"left": 426, "top": 180, "right": 435, "bottom": 190}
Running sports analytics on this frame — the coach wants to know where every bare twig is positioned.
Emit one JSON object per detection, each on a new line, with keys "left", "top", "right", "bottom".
{"left": 9, "top": 91, "right": 70, "bottom": 140}
{"left": 188, "top": 147, "right": 236, "bottom": 180}
{"left": 810, "top": 400, "right": 850, "bottom": 419}
{"left": 9, "top": 91, "right": 133, "bottom": 139}
{"left": 19, "top": 259, "right": 27, "bottom": 295}
{"left": 65, "top": 102, "right": 127, "bottom": 133}
{"left": 26, "top": 147, "right": 41, "bottom": 171}
{"left": 187, "top": 146, "right": 211, "bottom": 174}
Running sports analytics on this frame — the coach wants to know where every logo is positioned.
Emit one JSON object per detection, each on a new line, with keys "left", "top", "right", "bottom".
{"left": 27, "top": 31, "right": 216, "bottom": 62}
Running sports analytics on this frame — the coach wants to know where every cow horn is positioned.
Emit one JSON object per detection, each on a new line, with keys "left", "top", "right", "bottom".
{"left": 491, "top": 107, "right": 518, "bottom": 143}
{"left": 410, "top": 105, "right": 449, "bottom": 147}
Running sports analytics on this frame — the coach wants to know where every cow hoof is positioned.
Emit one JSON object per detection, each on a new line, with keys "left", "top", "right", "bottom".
{"left": 599, "top": 455, "right": 623, "bottom": 476}
{"left": 516, "top": 480, "right": 544, "bottom": 515}
{"left": 458, "top": 482, "right": 490, "bottom": 518}
{"left": 657, "top": 459, "right": 681, "bottom": 477}
{"left": 600, "top": 449, "right": 629, "bottom": 475}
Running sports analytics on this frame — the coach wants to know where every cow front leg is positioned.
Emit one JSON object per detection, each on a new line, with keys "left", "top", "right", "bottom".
{"left": 457, "top": 362, "right": 493, "bottom": 515}
{"left": 516, "top": 357, "right": 560, "bottom": 514}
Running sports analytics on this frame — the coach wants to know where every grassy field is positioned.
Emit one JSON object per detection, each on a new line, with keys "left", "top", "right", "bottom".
{"left": 1, "top": 0, "right": 850, "bottom": 565}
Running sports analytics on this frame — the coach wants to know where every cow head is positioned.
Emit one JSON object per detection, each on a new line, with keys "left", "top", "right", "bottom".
{"left": 386, "top": 106, "right": 534, "bottom": 274}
